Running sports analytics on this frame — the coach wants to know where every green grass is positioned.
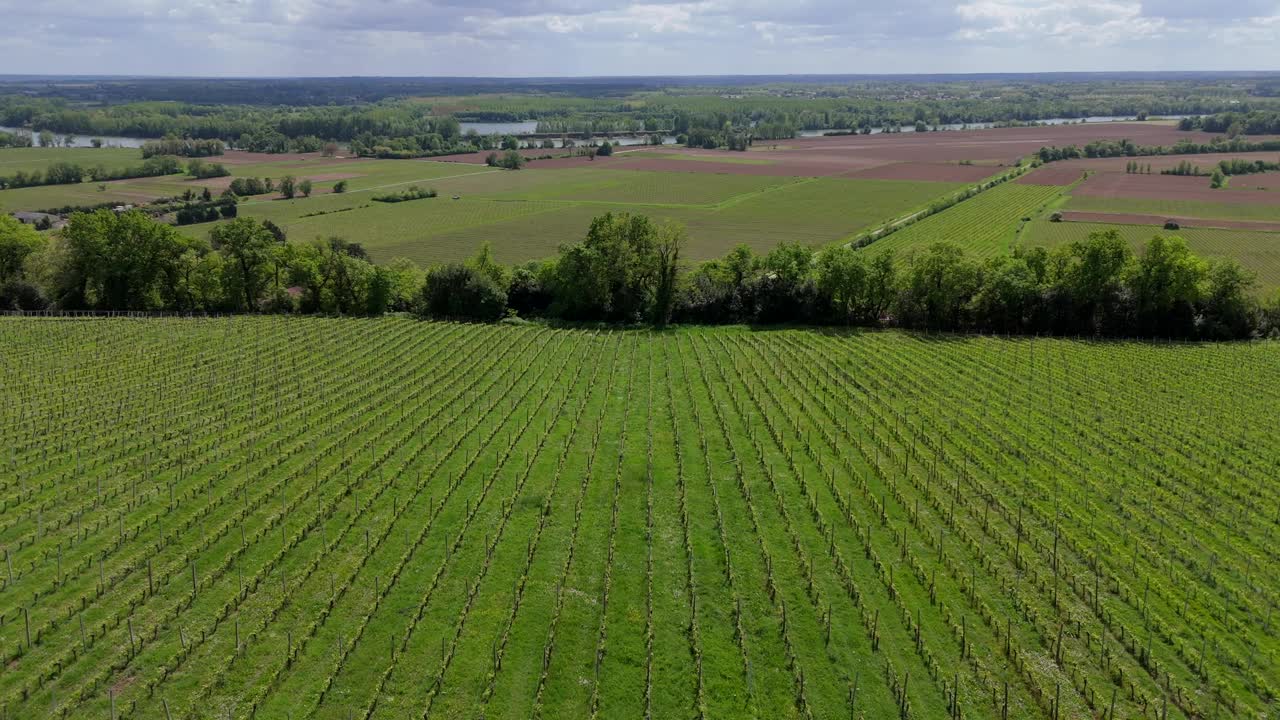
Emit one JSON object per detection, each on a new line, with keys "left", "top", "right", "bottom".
{"left": 3, "top": 317, "right": 1277, "bottom": 720}
{"left": 1065, "top": 195, "right": 1280, "bottom": 222}
{"left": 1026, "top": 219, "right": 1280, "bottom": 295}
{"left": 178, "top": 174, "right": 961, "bottom": 265}
{"left": 0, "top": 146, "right": 143, "bottom": 174}
{"left": 864, "top": 183, "right": 1065, "bottom": 257}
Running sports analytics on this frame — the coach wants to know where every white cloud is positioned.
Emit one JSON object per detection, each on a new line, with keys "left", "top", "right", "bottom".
{"left": 2, "top": 0, "right": 1277, "bottom": 75}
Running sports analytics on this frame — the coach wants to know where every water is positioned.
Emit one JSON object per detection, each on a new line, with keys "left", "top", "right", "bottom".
{"left": 0, "top": 126, "right": 150, "bottom": 148}
{"left": 459, "top": 121, "right": 539, "bottom": 135}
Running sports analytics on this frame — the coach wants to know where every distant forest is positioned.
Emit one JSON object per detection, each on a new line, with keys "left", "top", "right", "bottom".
{"left": 1, "top": 73, "right": 1278, "bottom": 155}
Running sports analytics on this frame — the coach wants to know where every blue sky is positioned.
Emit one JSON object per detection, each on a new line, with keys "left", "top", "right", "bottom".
{"left": 5, "top": 0, "right": 1278, "bottom": 76}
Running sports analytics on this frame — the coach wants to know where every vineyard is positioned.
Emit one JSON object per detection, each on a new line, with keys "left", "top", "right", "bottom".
{"left": 2, "top": 317, "right": 1278, "bottom": 720}
{"left": 866, "top": 183, "right": 1064, "bottom": 258}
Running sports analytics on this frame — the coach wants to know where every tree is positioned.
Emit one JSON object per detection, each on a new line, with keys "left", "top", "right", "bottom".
{"left": 899, "top": 243, "right": 980, "bottom": 330}
{"left": 211, "top": 217, "right": 276, "bottom": 310}
{"left": 322, "top": 142, "right": 339, "bottom": 157}
{"left": 1128, "top": 234, "right": 1206, "bottom": 336}
{"left": 38, "top": 130, "right": 53, "bottom": 148}
{"left": 500, "top": 150, "right": 525, "bottom": 169}
{"left": 333, "top": 180, "right": 348, "bottom": 194}
{"left": 1199, "top": 259, "right": 1256, "bottom": 339}
{"left": 300, "top": 179, "right": 313, "bottom": 198}
{"left": 59, "top": 210, "right": 193, "bottom": 310}
{"left": 652, "top": 223, "right": 684, "bottom": 327}
{"left": 816, "top": 244, "right": 869, "bottom": 324}
{"left": 552, "top": 212, "right": 663, "bottom": 322}
{"left": 597, "top": 140, "right": 614, "bottom": 157}
{"left": 0, "top": 215, "right": 46, "bottom": 283}
{"left": 418, "top": 264, "right": 507, "bottom": 321}
{"left": 1209, "top": 168, "right": 1227, "bottom": 189}
{"left": 279, "top": 175, "right": 297, "bottom": 199}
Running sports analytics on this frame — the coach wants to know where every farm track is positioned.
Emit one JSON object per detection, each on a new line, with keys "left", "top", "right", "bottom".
{"left": 1, "top": 317, "right": 1277, "bottom": 719}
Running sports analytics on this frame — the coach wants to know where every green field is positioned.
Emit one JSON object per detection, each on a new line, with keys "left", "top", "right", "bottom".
{"left": 1026, "top": 219, "right": 1280, "bottom": 295}
{"left": 0, "top": 146, "right": 143, "bottom": 175}
{"left": 864, "top": 183, "right": 1065, "bottom": 257}
{"left": 178, "top": 172, "right": 961, "bottom": 265}
{"left": 1064, "top": 195, "right": 1280, "bottom": 222}
{"left": 3, "top": 316, "right": 1277, "bottom": 719}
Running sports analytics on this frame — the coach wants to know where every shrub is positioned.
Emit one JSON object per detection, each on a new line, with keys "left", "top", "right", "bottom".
{"left": 417, "top": 264, "right": 507, "bottom": 321}
{"left": 372, "top": 186, "right": 437, "bottom": 203}
{"left": 1049, "top": 212, "right": 1063, "bottom": 222}
{"left": 1163, "top": 219, "right": 1180, "bottom": 230}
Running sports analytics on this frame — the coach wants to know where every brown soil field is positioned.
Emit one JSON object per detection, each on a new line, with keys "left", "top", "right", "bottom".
{"left": 431, "top": 124, "right": 1265, "bottom": 182}
{"left": 1074, "top": 172, "right": 1280, "bottom": 204}
{"left": 1017, "top": 165, "right": 1090, "bottom": 185}
{"left": 756, "top": 123, "right": 1236, "bottom": 164}
{"left": 842, "top": 162, "right": 1000, "bottom": 183}
{"left": 1226, "top": 173, "right": 1280, "bottom": 191}
{"left": 1061, "top": 210, "right": 1280, "bottom": 232}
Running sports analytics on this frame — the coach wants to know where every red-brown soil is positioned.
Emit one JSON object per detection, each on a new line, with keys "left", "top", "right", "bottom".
{"left": 1017, "top": 165, "right": 1090, "bottom": 185}
{"left": 842, "top": 162, "right": 1000, "bottom": 183}
{"left": 1074, "top": 172, "right": 1280, "bottom": 204}
{"left": 431, "top": 123, "right": 1272, "bottom": 183}
{"left": 1061, "top": 210, "right": 1280, "bottom": 232}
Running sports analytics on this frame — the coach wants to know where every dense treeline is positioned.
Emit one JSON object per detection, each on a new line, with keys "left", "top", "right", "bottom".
{"left": 0, "top": 212, "right": 418, "bottom": 314}
{"left": 1179, "top": 111, "right": 1280, "bottom": 136}
{"left": 4, "top": 77, "right": 1275, "bottom": 157}
{"left": 141, "top": 137, "right": 224, "bottom": 158}
{"left": 419, "top": 213, "right": 1265, "bottom": 339}
{"left": 1037, "top": 135, "right": 1280, "bottom": 162}
{"left": 3, "top": 210, "right": 1276, "bottom": 339}
{"left": 0, "top": 156, "right": 180, "bottom": 190}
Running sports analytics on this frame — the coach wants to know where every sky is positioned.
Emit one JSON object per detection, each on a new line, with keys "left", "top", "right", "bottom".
{"left": 5, "top": 0, "right": 1279, "bottom": 77}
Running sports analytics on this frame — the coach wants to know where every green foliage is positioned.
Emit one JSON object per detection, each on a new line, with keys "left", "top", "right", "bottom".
{"left": 0, "top": 214, "right": 46, "bottom": 283}
{"left": 372, "top": 186, "right": 437, "bottom": 203}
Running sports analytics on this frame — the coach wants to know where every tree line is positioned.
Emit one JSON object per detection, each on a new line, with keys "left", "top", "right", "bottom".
{"left": 3, "top": 209, "right": 1277, "bottom": 339}
{"left": 1037, "top": 135, "right": 1280, "bottom": 162}
{"left": 1179, "top": 111, "right": 1280, "bottom": 136}
{"left": 0, "top": 212, "right": 418, "bottom": 314}
{"left": 0, "top": 156, "right": 181, "bottom": 190}
{"left": 419, "top": 213, "right": 1268, "bottom": 340}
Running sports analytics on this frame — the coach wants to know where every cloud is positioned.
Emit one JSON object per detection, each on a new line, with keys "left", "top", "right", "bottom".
{"left": 2, "top": 0, "right": 1277, "bottom": 75}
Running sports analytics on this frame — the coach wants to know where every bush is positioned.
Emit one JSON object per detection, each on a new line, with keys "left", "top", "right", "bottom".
{"left": 1163, "top": 219, "right": 1180, "bottom": 230}
{"left": 372, "top": 186, "right": 437, "bottom": 203}
{"left": 417, "top": 264, "right": 507, "bottom": 321}
{"left": 1049, "top": 212, "right": 1063, "bottom": 222}
{"left": 0, "top": 279, "right": 50, "bottom": 310}
{"left": 333, "top": 180, "right": 348, "bottom": 194}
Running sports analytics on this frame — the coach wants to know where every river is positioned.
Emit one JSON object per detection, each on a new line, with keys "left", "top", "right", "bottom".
{"left": 0, "top": 126, "right": 151, "bottom": 148}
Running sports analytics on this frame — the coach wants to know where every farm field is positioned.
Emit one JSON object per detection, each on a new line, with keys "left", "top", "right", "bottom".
{"left": 1025, "top": 219, "right": 1280, "bottom": 295}
{"left": 182, "top": 174, "right": 963, "bottom": 265}
{"left": 867, "top": 183, "right": 1065, "bottom": 258}
{"left": 1063, "top": 195, "right": 1280, "bottom": 223}
{"left": 3, "top": 316, "right": 1278, "bottom": 720}
{"left": 4, "top": 120, "right": 1278, "bottom": 272}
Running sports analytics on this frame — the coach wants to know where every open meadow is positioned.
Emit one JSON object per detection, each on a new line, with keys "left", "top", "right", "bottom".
{"left": 2, "top": 316, "right": 1278, "bottom": 719}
